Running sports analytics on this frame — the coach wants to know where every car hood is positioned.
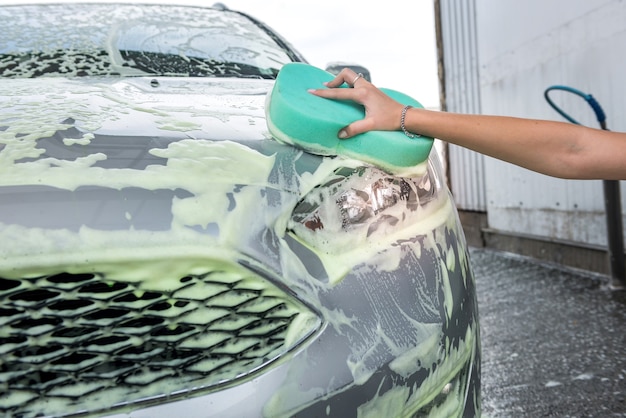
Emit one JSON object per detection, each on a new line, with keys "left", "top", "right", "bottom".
{"left": 0, "top": 74, "right": 450, "bottom": 293}
{"left": 3, "top": 76, "right": 274, "bottom": 140}
{"left": 1, "top": 75, "right": 405, "bottom": 279}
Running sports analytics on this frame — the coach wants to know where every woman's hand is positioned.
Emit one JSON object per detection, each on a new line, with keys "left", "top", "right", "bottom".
{"left": 308, "top": 67, "right": 405, "bottom": 139}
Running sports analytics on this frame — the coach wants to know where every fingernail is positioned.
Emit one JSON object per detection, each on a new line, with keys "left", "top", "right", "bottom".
{"left": 307, "top": 89, "right": 315, "bottom": 93}
{"left": 338, "top": 130, "right": 348, "bottom": 139}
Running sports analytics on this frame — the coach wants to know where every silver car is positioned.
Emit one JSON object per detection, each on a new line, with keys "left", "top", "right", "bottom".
{"left": 0, "top": 3, "right": 480, "bottom": 417}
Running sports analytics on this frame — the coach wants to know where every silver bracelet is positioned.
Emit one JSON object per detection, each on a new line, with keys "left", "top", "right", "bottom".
{"left": 400, "top": 105, "right": 420, "bottom": 138}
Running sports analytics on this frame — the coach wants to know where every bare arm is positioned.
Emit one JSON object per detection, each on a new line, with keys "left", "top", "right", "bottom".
{"left": 309, "top": 68, "right": 626, "bottom": 180}
{"left": 407, "top": 109, "right": 626, "bottom": 180}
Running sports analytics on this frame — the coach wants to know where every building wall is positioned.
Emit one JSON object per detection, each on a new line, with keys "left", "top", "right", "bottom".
{"left": 439, "top": 0, "right": 626, "bottom": 254}
{"left": 437, "top": 0, "right": 487, "bottom": 212}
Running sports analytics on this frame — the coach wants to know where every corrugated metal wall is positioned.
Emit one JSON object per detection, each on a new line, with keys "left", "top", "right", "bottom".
{"left": 438, "top": 0, "right": 626, "bottom": 251}
{"left": 477, "top": 0, "right": 626, "bottom": 248}
{"left": 437, "top": 0, "right": 486, "bottom": 212}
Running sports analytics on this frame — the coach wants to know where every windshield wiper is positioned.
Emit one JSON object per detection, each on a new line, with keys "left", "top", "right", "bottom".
{"left": 120, "top": 50, "right": 278, "bottom": 79}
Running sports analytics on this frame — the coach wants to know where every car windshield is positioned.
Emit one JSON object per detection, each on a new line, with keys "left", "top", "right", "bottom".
{"left": 0, "top": 3, "right": 295, "bottom": 79}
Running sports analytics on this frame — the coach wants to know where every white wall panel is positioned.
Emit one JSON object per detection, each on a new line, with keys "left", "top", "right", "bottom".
{"left": 475, "top": 0, "right": 626, "bottom": 246}
{"left": 439, "top": 0, "right": 626, "bottom": 248}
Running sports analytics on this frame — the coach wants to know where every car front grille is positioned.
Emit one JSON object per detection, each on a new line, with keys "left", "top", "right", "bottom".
{"left": 0, "top": 262, "right": 320, "bottom": 417}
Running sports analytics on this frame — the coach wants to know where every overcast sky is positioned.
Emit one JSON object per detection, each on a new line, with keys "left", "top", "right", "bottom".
{"left": 5, "top": 0, "right": 441, "bottom": 108}
{"left": 221, "top": 0, "right": 441, "bottom": 108}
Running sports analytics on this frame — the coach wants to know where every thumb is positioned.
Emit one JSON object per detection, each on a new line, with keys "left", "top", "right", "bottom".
{"left": 338, "top": 119, "right": 372, "bottom": 139}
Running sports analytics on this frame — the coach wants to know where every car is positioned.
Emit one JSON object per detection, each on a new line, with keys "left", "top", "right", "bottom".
{"left": 0, "top": 2, "right": 481, "bottom": 417}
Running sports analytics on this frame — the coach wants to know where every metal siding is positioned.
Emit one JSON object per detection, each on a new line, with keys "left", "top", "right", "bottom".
{"left": 439, "top": 0, "right": 487, "bottom": 211}
{"left": 476, "top": 0, "right": 626, "bottom": 247}
{"left": 439, "top": 0, "right": 626, "bottom": 249}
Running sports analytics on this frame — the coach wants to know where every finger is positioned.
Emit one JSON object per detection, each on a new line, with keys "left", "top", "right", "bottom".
{"left": 308, "top": 87, "right": 361, "bottom": 101}
{"left": 325, "top": 67, "right": 360, "bottom": 88}
{"left": 338, "top": 118, "right": 376, "bottom": 139}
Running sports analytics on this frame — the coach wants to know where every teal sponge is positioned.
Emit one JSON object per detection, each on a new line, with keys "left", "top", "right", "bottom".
{"left": 266, "top": 62, "right": 433, "bottom": 172}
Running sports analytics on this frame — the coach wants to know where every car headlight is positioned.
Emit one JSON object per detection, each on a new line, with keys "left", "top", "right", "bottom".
{"left": 288, "top": 156, "right": 446, "bottom": 256}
